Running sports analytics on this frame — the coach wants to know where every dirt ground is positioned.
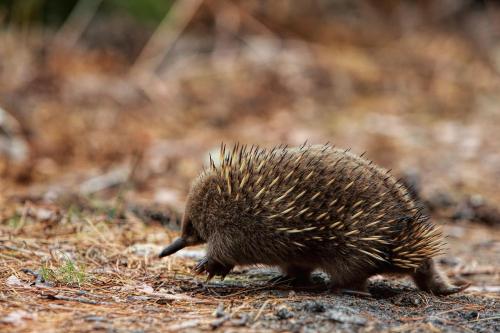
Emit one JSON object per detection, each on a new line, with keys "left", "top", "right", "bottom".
{"left": 1, "top": 2, "right": 500, "bottom": 332}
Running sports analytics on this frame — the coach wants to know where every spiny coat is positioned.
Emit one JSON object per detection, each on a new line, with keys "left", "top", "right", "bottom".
{"left": 160, "top": 143, "right": 468, "bottom": 295}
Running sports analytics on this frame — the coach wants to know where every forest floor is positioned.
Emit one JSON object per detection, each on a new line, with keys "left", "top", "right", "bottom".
{"left": 0, "top": 200, "right": 499, "bottom": 333}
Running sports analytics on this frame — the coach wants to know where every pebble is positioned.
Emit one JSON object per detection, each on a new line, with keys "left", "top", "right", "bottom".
{"left": 301, "top": 300, "right": 326, "bottom": 313}
{"left": 275, "top": 306, "right": 294, "bottom": 320}
{"left": 325, "top": 308, "right": 366, "bottom": 326}
{"left": 213, "top": 303, "right": 225, "bottom": 318}
{"left": 83, "top": 316, "right": 107, "bottom": 322}
{"left": 231, "top": 314, "right": 249, "bottom": 326}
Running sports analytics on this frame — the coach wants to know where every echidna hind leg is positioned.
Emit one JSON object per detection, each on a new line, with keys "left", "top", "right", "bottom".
{"left": 329, "top": 276, "right": 369, "bottom": 293}
{"left": 269, "top": 265, "right": 313, "bottom": 286}
{"left": 412, "top": 259, "right": 469, "bottom": 295}
{"left": 344, "top": 279, "right": 369, "bottom": 293}
{"left": 327, "top": 268, "right": 370, "bottom": 292}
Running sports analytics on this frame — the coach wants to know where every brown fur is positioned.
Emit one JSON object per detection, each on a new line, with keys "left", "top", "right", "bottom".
{"left": 160, "top": 143, "right": 468, "bottom": 295}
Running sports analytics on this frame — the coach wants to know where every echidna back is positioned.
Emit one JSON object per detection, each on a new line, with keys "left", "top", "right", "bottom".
{"left": 193, "top": 144, "right": 443, "bottom": 270}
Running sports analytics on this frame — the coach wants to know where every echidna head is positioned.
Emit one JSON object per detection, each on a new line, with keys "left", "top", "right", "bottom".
{"left": 158, "top": 213, "right": 204, "bottom": 258}
{"left": 159, "top": 172, "right": 217, "bottom": 258}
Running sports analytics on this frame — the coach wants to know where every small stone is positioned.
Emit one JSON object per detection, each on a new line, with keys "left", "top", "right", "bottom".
{"left": 469, "top": 194, "right": 485, "bottom": 207}
{"left": 399, "top": 169, "right": 421, "bottom": 198}
{"left": 427, "top": 192, "right": 456, "bottom": 210}
{"left": 210, "top": 316, "right": 228, "bottom": 329}
{"left": 464, "top": 311, "right": 478, "bottom": 321}
{"left": 1, "top": 310, "right": 34, "bottom": 326}
{"left": 302, "top": 300, "right": 326, "bottom": 313}
{"left": 267, "top": 290, "right": 290, "bottom": 297}
{"left": 33, "top": 208, "right": 56, "bottom": 221}
{"left": 438, "top": 257, "right": 462, "bottom": 267}
{"left": 137, "top": 283, "right": 154, "bottom": 294}
{"left": 126, "top": 244, "right": 163, "bottom": 257}
{"left": 275, "top": 306, "right": 294, "bottom": 320}
{"left": 391, "top": 293, "right": 422, "bottom": 307}
{"left": 231, "top": 314, "right": 249, "bottom": 326}
{"left": 427, "top": 315, "right": 444, "bottom": 325}
{"left": 127, "top": 295, "right": 151, "bottom": 302}
{"left": 213, "top": 303, "right": 225, "bottom": 318}
{"left": 6, "top": 275, "right": 25, "bottom": 287}
{"left": 83, "top": 316, "right": 107, "bottom": 322}
{"left": 452, "top": 206, "right": 475, "bottom": 221}
{"left": 0, "top": 107, "right": 29, "bottom": 163}
{"left": 325, "top": 309, "right": 366, "bottom": 325}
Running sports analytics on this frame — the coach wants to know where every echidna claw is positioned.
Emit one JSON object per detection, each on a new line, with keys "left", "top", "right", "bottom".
{"left": 436, "top": 282, "right": 471, "bottom": 295}
{"left": 268, "top": 275, "right": 295, "bottom": 285}
{"left": 194, "top": 256, "right": 234, "bottom": 281}
{"left": 194, "top": 257, "right": 209, "bottom": 274}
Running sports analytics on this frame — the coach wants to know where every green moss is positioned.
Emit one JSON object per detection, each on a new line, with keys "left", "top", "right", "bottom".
{"left": 66, "top": 204, "right": 83, "bottom": 223}
{"left": 40, "top": 258, "right": 87, "bottom": 286}
{"left": 39, "top": 264, "right": 56, "bottom": 282}
{"left": 0, "top": 0, "right": 174, "bottom": 26}
{"left": 105, "top": 0, "right": 173, "bottom": 24}
{"left": 6, "top": 213, "right": 22, "bottom": 228}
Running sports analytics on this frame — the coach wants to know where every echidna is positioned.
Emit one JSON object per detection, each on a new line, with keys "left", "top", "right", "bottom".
{"left": 159, "top": 143, "right": 468, "bottom": 295}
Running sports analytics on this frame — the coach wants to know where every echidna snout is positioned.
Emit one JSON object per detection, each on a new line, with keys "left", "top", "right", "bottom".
{"left": 159, "top": 216, "right": 204, "bottom": 257}
{"left": 159, "top": 237, "right": 186, "bottom": 257}
{"left": 160, "top": 143, "right": 469, "bottom": 295}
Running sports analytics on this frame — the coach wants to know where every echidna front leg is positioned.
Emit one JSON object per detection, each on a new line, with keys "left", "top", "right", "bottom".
{"left": 284, "top": 265, "right": 314, "bottom": 285}
{"left": 194, "top": 257, "right": 234, "bottom": 281}
{"left": 412, "top": 259, "right": 470, "bottom": 295}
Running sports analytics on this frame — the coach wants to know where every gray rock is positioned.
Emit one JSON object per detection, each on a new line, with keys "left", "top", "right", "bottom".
{"left": 325, "top": 307, "right": 367, "bottom": 326}
{"left": 275, "top": 306, "right": 294, "bottom": 320}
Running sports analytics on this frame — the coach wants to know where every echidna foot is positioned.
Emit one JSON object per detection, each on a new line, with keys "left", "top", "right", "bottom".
{"left": 343, "top": 280, "right": 369, "bottom": 293}
{"left": 415, "top": 280, "right": 471, "bottom": 296}
{"left": 412, "top": 258, "right": 470, "bottom": 295}
{"left": 194, "top": 257, "right": 233, "bottom": 281}
{"left": 267, "top": 265, "right": 314, "bottom": 287}
{"left": 430, "top": 282, "right": 471, "bottom": 296}
{"left": 267, "top": 275, "right": 297, "bottom": 286}
{"left": 329, "top": 278, "right": 370, "bottom": 296}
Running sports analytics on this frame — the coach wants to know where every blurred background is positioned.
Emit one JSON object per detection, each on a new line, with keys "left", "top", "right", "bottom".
{"left": 1, "top": 0, "right": 500, "bottom": 213}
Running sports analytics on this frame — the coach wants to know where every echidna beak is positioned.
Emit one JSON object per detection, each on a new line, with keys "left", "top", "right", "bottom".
{"left": 159, "top": 237, "right": 186, "bottom": 258}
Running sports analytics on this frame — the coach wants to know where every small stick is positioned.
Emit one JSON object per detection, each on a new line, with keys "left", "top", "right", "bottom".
{"left": 252, "top": 299, "right": 271, "bottom": 322}
{"left": 471, "top": 316, "right": 500, "bottom": 322}
{"left": 43, "top": 294, "right": 111, "bottom": 305}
